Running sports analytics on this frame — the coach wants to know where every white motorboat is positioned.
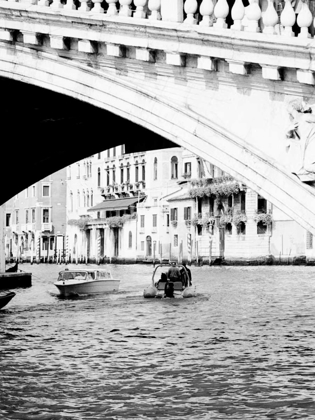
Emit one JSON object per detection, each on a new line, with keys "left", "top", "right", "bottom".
{"left": 143, "top": 263, "right": 196, "bottom": 298}
{"left": 54, "top": 268, "right": 120, "bottom": 297}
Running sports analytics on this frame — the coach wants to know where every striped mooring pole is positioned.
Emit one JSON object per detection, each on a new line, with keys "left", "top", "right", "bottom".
{"left": 97, "top": 231, "right": 101, "bottom": 264}
{"left": 65, "top": 235, "right": 69, "bottom": 263}
{"left": 36, "top": 236, "right": 40, "bottom": 263}
{"left": 187, "top": 233, "right": 191, "bottom": 264}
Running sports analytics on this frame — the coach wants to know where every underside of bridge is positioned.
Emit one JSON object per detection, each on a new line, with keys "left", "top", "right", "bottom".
{"left": 1, "top": 77, "right": 176, "bottom": 204}
{"left": 1, "top": 39, "right": 315, "bottom": 235}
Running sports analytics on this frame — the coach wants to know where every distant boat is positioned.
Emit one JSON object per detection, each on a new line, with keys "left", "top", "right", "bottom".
{"left": 54, "top": 268, "right": 120, "bottom": 297}
{"left": 5, "top": 262, "right": 18, "bottom": 273}
{"left": 143, "top": 263, "right": 196, "bottom": 298}
{"left": 0, "top": 292, "right": 16, "bottom": 309}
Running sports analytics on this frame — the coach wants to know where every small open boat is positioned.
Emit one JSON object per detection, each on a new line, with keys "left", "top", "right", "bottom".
{"left": 0, "top": 292, "right": 16, "bottom": 309}
{"left": 54, "top": 268, "right": 120, "bottom": 297}
{"left": 143, "top": 263, "right": 196, "bottom": 298}
{"left": 5, "top": 262, "right": 18, "bottom": 273}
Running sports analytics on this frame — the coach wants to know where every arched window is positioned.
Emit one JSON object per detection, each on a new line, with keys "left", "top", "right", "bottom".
{"left": 226, "top": 223, "right": 232, "bottom": 235}
{"left": 97, "top": 168, "right": 101, "bottom": 187}
{"left": 77, "top": 190, "right": 80, "bottom": 208}
{"left": 142, "top": 160, "right": 145, "bottom": 181}
{"left": 171, "top": 156, "right": 178, "bottom": 179}
{"left": 146, "top": 235, "right": 152, "bottom": 257}
{"left": 70, "top": 191, "right": 73, "bottom": 212}
{"left": 120, "top": 164, "right": 124, "bottom": 184}
{"left": 83, "top": 190, "right": 86, "bottom": 208}
{"left": 113, "top": 165, "right": 116, "bottom": 183}
{"left": 127, "top": 163, "right": 130, "bottom": 182}
{"left": 91, "top": 190, "right": 93, "bottom": 207}
{"left": 257, "top": 221, "right": 267, "bottom": 235}
{"left": 87, "top": 192, "right": 90, "bottom": 208}
{"left": 128, "top": 231, "right": 132, "bottom": 248}
{"left": 257, "top": 195, "right": 267, "bottom": 213}
{"left": 237, "top": 222, "right": 246, "bottom": 235}
{"left": 135, "top": 161, "right": 139, "bottom": 182}
{"left": 77, "top": 163, "right": 80, "bottom": 178}
{"left": 153, "top": 157, "right": 157, "bottom": 180}
{"left": 73, "top": 234, "right": 78, "bottom": 255}
{"left": 106, "top": 166, "right": 110, "bottom": 185}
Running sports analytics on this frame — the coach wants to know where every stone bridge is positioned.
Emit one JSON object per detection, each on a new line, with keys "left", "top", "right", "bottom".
{"left": 1, "top": 0, "right": 315, "bottom": 235}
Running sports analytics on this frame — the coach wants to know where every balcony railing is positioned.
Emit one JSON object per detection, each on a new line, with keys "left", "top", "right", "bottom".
{"left": 42, "top": 222, "right": 53, "bottom": 232}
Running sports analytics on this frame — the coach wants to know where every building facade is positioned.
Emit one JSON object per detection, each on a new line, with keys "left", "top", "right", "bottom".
{"left": 5, "top": 144, "right": 313, "bottom": 265}
{"left": 136, "top": 148, "right": 310, "bottom": 263}
{"left": 5, "top": 168, "right": 67, "bottom": 262}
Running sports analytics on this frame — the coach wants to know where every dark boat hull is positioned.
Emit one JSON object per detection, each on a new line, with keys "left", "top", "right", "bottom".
{"left": 0, "top": 292, "right": 16, "bottom": 309}
{"left": 5, "top": 262, "right": 18, "bottom": 273}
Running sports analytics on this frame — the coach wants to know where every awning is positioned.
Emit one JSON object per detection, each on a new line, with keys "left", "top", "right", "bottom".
{"left": 87, "top": 197, "right": 143, "bottom": 212}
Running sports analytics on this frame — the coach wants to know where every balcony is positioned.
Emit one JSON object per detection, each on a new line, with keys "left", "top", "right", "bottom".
{"left": 42, "top": 222, "right": 53, "bottom": 232}
{"left": 182, "top": 172, "right": 191, "bottom": 179}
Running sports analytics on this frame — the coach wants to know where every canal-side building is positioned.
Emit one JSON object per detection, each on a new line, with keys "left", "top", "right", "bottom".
{"left": 5, "top": 168, "right": 67, "bottom": 262}
{"left": 67, "top": 145, "right": 146, "bottom": 262}
{"left": 136, "top": 148, "right": 308, "bottom": 264}
{"left": 65, "top": 144, "right": 311, "bottom": 264}
{"left": 6, "top": 145, "right": 311, "bottom": 265}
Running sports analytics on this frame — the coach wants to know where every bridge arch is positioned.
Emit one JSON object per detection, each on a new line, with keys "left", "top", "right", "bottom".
{"left": 1, "top": 42, "right": 315, "bottom": 234}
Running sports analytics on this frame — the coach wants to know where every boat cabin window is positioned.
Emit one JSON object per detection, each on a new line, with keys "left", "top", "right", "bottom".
{"left": 59, "top": 271, "right": 87, "bottom": 280}
{"left": 97, "top": 271, "right": 111, "bottom": 279}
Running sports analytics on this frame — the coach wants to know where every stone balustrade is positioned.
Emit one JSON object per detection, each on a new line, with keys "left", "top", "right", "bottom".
{"left": 0, "top": 0, "right": 314, "bottom": 85}
{"left": 0, "top": 0, "right": 315, "bottom": 38}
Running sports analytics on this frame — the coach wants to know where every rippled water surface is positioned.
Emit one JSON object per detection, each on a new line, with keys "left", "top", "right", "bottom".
{"left": 1, "top": 263, "right": 315, "bottom": 419}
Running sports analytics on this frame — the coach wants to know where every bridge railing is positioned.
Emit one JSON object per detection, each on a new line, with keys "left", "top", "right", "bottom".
{"left": 3, "top": 0, "right": 315, "bottom": 40}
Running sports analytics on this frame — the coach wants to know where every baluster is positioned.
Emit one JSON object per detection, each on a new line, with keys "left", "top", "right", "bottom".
{"left": 120, "top": 0, "right": 133, "bottom": 16}
{"left": 199, "top": 0, "right": 214, "bottom": 26}
{"left": 262, "top": 0, "right": 279, "bottom": 33}
{"left": 91, "top": 0, "right": 105, "bottom": 12}
{"left": 78, "top": 0, "right": 90, "bottom": 10}
{"left": 280, "top": 0, "right": 295, "bottom": 36}
{"left": 64, "top": 0, "right": 76, "bottom": 10}
{"left": 213, "top": 0, "right": 229, "bottom": 28}
{"left": 148, "top": 0, "right": 161, "bottom": 20}
{"left": 184, "top": 0, "right": 198, "bottom": 24}
{"left": 134, "top": 0, "right": 147, "bottom": 18}
{"left": 50, "top": 0, "right": 63, "bottom": 8}
{"left": 297, "top": 1, "right": 312, "bottom": 38}
{"left": 38, "top": 0, "right": 50, "bottom": 6}
{"left": 106, "top": 0, "right": 118, "bottom": 14}
{"left": 244, "top": 0, "right": 261, "bottom": 32}
{"left": 231, "top": 0, "right": 245, "bottom": 30}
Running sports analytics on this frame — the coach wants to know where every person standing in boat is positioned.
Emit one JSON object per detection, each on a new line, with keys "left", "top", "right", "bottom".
{"left": 182, "top": 261, "right": 192, "bottom": 287}
{"left": 167, "top": 261, "right": 181, "bottom": 281}
{"left": 164, "top": 277, "right": 175, "bottom": 298}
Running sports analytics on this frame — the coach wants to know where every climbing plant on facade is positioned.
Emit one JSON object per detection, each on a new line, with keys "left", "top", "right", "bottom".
{"left": 67, "top": 217, "right": 91, "bottom": 230}
{"left": 232, "top": 211, "right": 248, "bottom": 226}
{"left": 253, "top": 212, "right": 273, "bottom": 225}
{"left": 189, "top": 176, "right": 245, "bottom": 198}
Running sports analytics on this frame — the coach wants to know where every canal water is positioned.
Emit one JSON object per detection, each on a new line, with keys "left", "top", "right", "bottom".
{"left": 1, "top": 264, "right": 315, "bottom": 420}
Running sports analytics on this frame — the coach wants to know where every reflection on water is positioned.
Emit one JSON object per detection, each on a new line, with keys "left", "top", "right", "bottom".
{"left": 1, "top": 264, "right": 315, "bottom": 419}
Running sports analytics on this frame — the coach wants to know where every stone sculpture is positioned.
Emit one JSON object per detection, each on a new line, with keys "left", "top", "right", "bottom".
{"left": 286, "top": 99, "right": 315, "bottom": 182}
